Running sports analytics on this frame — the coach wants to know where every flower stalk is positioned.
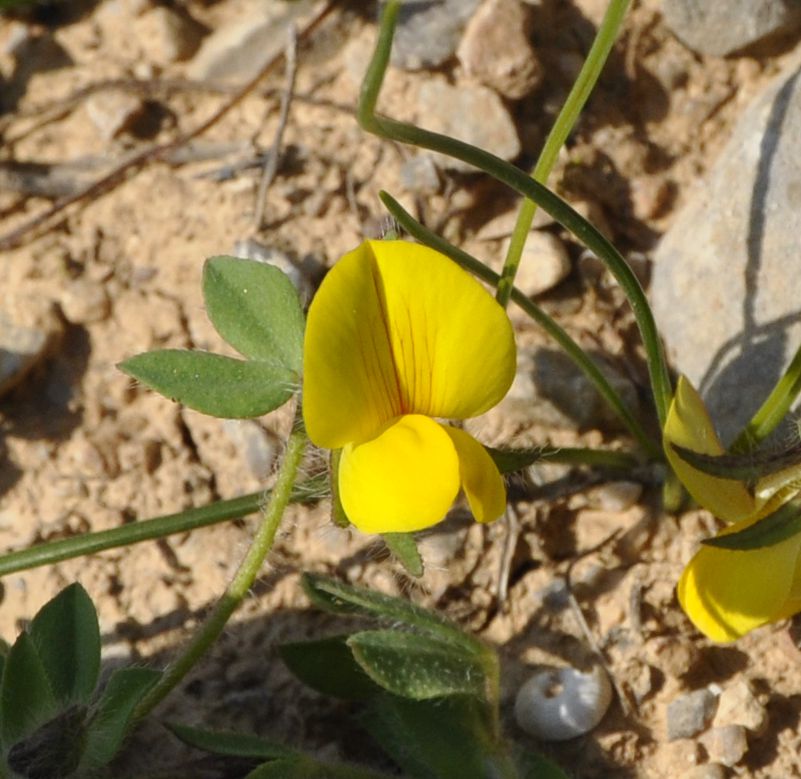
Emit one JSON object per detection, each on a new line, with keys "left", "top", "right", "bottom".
{"left": 498, "top": 0, "right": 631, "bottom": 308}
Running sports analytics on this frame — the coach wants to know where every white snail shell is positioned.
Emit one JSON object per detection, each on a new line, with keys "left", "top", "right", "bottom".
{"left": 514, "top": 665, "right": 613, "bottom": 741}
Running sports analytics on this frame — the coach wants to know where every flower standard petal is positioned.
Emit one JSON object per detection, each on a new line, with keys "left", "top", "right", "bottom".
{"left": 303, "top": 243, "right": 402, "bottom": 448}
{"left": 368, "top": 240, "right": 516, "bottom": 420}
{"left": 338, "top": 414, "right": 460, "bottom": 534}
{"left": 678, "top": 520, "right": 801, "bottom": 642}
{"left": 443, "top": 426, "right": 506, "bottom": 524}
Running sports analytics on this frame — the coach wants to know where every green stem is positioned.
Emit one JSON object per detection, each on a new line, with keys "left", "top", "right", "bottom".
{"left": 731, "top": 342, "right": 801, "bottom": 452}
{"left": 536, "top": 445, "right": 643, "bottom": 469}
{"left": 381, "top": 191, "right": 661, "bottom": 460}
{"left": 132, "top": 427, "right": 308, "bottom": 721}
{"left": 498, "top": 0, "right": 630, "bottom": 308}
{"left": 362, "top": 0, "right": 672, "bottom": 428}
{"left": 0, "top": 477, "right": 323, "bottom": 578}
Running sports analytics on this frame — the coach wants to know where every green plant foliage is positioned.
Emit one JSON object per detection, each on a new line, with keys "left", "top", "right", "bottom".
{"left": 120, "top": 259, "right": 305, "bottom": 419}
{"left": 0, "top": 632, "right": 60, "bottom": 749}
{"left": 515, "top": 748, "right": 573, "bottom": 779}
{"left": 81, "top": 668, "right": 161, "bottom": 768}
{"left": 203, "top": 257, "right": 304, "bottom": 372}
{"left": 702, "top": 500, "right": 801, "bottom": 551}
{"left": 348, "top": 630, "right": 487, "bottom": 700}
{"left": 244, "top": 757, "right": 391, "bottom": 779}
{"left": 169, "top": 724, "right": 394, "bottom": 779}
{"left": 28, "top": 583, "right": 100, "bottom": 706}
{"left": 120, "top": 350, "right": 297, "bottom": 418}
{"left": 359, "top": 694, "right": 497, "bottom": 779}
{"left": 301, "top": 574, "right": 481, "bottom": 654}
{"left": 0, "top": 584, "right": 163, "bottom": 776}
{"left": 381, "top": 532, "right": 423, "bottom": 577}
{"left": 167, "top": 722, "right": 295, "bottom": 760}
{"left": 671, "top": 442, "right": 801, "bottom": 486}
{"left": 279, "top": 635, "right": 382, "bottom": 701}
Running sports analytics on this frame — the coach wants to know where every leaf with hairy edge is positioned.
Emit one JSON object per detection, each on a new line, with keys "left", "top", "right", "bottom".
{"left": 279, "top": 636, "right": 381, "bottom": 701}
{"left": 119, "top": 350, "right": 296, "bottom": 418}
{"left": 203, "top": 257, "right": 304, "bottom": 371}
{"left": 348, "top": 630, "right": 487, "bottom": 700}
{"left": 0, "top": 633, "right": 59, "bottom": 748}
{"left": 28, "top": 583, "right": 100, "bottom": 706}
{"left": 81, "top": 667, "right": 161, "bottom": 767}
{"left": 166, "top": 722, "right": 295, "bottom": 760}
{"left": 301, "top": 574, "right": 480, "bottom": 654}
{"left": 360, "top": 694, "right": 494, "bottom": 779}
{"left": 381, "top": 533, "right": 423, "bottom": 577}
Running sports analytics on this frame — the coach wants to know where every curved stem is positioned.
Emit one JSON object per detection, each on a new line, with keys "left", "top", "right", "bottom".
{"left": 498, "top": 0, "right": 630, "bottom": 307}
{"left": 362, "top": 1, "right": 672, "bottom": 428}
{"left": 381, "top": 191, "right": 661, "bottom": 460}
{"left": 0, "top": 477, "right": 323, "bottom": 578}
{"left": 132, "top": 426, "right": 308, "bottom": 721}
{"left": 731, "top": 342, "right": 801, "bottom": 453}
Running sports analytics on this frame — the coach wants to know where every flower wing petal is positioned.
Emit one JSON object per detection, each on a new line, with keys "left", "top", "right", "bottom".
{"left": 678, "top": 523, "right": 801, "bottom": 642}
{"left": 370, "top": 240, "right": 516, "bottom": 420}
{"left": 444, "top": 426, "right": 506, "bottom": 524}
{"left": 338, "top": 414, "right": 460, "bottom": 534}
{"left": 303, "top": 243, "right": 402, "bottom": 448}
{"left": 664, "top": 375, "right": 755, "bottom": 523}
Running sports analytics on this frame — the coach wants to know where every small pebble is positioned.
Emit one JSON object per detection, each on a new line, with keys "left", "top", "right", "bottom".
{"left": 500, "top": 231, "right": 571, "bottom": 297}
{"left": 667, "top": 688, "right": 718, "bottom": 741}
{"left": 134, "top": 5, "right": 203, "bottom": 67}
{"left": 700, "top": 725, "right": 748, "bottom": 768}
{"left": 457, "top": 0, "right": 542, "bottom": 100}
{"left": 389, "top": 0, "right": 481, "bottom": 70}
{"left": 476, "top": 209, "right": 554, "bottom": 241}
{"left": 647, "top": 636, "right": 700, "bottom": 680}
{"left": 583, "top": 481, "right": 643, "bottom": 512}
{"left": 630, "top": 175, "right": 672, "bottom": 221}
{"left": 0, "top": 312, "right": 51, "bottom": 398}
{"left": 399, "top": 154, "right": 440, "bottom": 195}
{"left": 221, "top": 420, "right": 278, "bottom": 480}
{"left": 60, "top": 279, "right": 111, "bottom": 324}
{"left": 232, "top": 238, "right": 313, "bottom": 298}
{"left": 681, "top": 765, "right": 727, "bottom": 779}
{"left": 714, "top": 680, "right": 767, "bottom": 734}
{"left": 188, "top": 0, "right": 314, "bottom": 81}
{"left": 662, "top": 0, "right": 801, "bottom": 56}
{"left": 85, "top": 91, "right": 147, "bottom": 141}
{"left": 416, "top": 79, "right": 520, "bottom": 173}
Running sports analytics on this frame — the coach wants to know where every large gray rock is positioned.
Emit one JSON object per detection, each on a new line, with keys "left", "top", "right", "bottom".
{"left": 652, "top": 64, "right": 801, "bottom": 443}
{"left": 663, "top": 0, "right": 801, "bottom": 57}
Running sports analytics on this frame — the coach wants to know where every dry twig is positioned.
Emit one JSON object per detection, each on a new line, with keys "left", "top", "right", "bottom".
{"left": 564, "top": 529, "right": 635, "bottom": 717}
{"left": 253, "top": 23, "right": 299, "bottom": 232}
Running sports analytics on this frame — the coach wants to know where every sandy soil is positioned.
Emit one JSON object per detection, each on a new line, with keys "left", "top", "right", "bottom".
{"left": 2, "top": 0, "right": 801, "bottom": 776}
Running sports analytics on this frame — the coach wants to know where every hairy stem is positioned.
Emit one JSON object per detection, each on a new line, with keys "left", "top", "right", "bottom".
{"left": 132, "top": 426, "right": 307, "bottom": 721}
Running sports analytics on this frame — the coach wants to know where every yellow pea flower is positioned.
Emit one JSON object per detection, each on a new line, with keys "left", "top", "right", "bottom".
{"left": 664, "top": 376, "right": 801, "bottom": 641}
{"left": 303, "top": 240, "right": 516, "bottom": 534}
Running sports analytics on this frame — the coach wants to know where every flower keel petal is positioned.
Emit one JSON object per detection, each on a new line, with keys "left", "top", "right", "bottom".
{"left": 678, "top": 530, "right": 801, "bottom": 642}
{"left": 444, "top": 426, "right": 506, "bottom": 524}
{"left": 338, "top": 414, "right": 460, "bottom": 534}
